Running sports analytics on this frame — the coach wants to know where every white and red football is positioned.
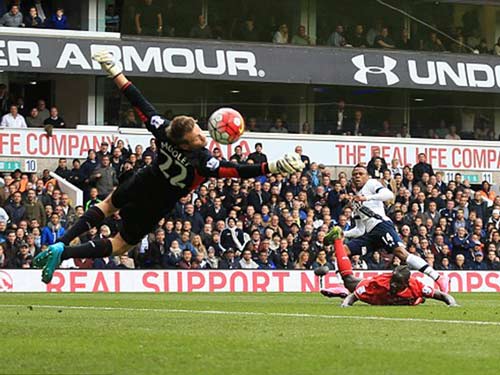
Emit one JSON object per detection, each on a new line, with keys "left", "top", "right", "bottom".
{"left": 208, "top": 107, "right": 245, "bottom": 145}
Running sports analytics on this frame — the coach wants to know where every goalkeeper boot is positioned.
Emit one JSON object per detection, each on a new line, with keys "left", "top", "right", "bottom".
{"left": 320, "top": 286, "right": 350, "bottom": 299}
{"left": 41, "top": 242, "right": 64, "bottom": 284}
{"left": 436, "top": 273, "right": 450, "bottom": 294}
{"left": 324, "top": 226, "right": 343, "bottom": 246}
{"left": 33, "top": 248, "right": 51, "bottom": 268}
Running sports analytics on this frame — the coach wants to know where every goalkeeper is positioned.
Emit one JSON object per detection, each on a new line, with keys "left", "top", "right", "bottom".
{"left": 34, "top": 51, "right": 305, "bottom": 284}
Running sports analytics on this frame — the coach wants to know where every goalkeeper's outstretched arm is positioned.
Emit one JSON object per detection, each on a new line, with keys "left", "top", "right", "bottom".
{"left": 92, "top": 51, "right": 163, "bottom": 135}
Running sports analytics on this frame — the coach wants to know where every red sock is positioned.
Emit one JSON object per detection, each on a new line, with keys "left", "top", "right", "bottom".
{"left": 334, "top": 239, "right": 353, "bottom": 277}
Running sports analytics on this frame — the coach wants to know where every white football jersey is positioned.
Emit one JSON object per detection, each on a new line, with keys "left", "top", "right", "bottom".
{"left": 351, "top": 179, "right": 393, "bottom": 233}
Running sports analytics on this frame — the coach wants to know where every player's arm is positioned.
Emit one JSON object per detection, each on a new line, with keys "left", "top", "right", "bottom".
{"left": 365, "top": 186, "right": 394, "bottom": 202}
{"left": 431, "top": 290, "right": 459, "bottom": 307}
{"left": 341, "top": 293, "right": 358, "bottom": 307}
{"left": 200, "top": 153, "right": 305, "bottom": 179}
{"left": 92, "top": 51, "right": 165, "bottom": 135}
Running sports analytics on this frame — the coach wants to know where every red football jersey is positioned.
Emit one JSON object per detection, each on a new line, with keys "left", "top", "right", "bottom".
{"left": 354, "top": 274, "right": 435, "bottom": 306}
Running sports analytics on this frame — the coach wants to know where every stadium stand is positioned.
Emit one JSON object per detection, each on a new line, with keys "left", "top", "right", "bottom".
{"left": 1, "top": 138, "right": 499, "bottom": 272}
{"left": 1, "top": 0, "right": 500, "bottom": 272}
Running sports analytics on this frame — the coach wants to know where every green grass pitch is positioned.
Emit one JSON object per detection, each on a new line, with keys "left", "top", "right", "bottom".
{"left": 1, "top": 293, "right": 499, "bottom": 375}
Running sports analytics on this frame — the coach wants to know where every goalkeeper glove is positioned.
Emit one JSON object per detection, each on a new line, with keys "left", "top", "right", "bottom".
{"left": 268, "top": 153, "right": 305, "bottom": 175}
{"left": 92, "top": 50, "right": 123, "bottom": 78}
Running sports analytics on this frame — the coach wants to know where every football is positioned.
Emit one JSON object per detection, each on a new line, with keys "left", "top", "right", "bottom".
{"left": 208, "top": 107, "right": 245, "bottom": 145}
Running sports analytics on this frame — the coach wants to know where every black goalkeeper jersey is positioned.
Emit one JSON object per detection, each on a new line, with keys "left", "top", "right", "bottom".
{"left": 121, "top": 82, "right": 268, "bottom": 197}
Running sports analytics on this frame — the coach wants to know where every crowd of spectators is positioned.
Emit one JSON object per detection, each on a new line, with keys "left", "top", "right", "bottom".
{"left": 0, "top": 84, "right": 66, "bottom": 134}
{"left": 0, "top": 2, "right": 68, "bottom": 29}
{"left": 259, "top": 100, "right": 495, "bottom": 142}
{"left": 315, "top": 23, "right": 496, "bottom": 55}
{"left": 1, "top": 140, "right": 500, "bottom": 272}
{"left": 2, "top": 0, "right": 496, "bottom": 57}
{"left": 0, "top": 79, "right": 494, "bottom": 143}
{"left": 112, "top": 0, "right": 496, "bottom": 56}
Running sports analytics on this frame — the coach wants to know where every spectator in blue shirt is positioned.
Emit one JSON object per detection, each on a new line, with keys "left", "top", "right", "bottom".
{"left": 48, "top": 8, "right": 68, "bottom": 29}
{"left": 470, "top": 251, "right": 487, "bottom": 270}
{"left": 41, "top": 213, "right": 65, "bottom": 246}
{"left": 178, "top": 231, "right": 196, "bottom": 255}
{"left": 256, "top": 250, "right": 276, "bottom": 269}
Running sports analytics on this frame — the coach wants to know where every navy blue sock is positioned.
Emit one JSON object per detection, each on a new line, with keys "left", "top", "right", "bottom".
{"left": 61, "top": 238, "right": 113, "bottom": 260}
{"left": 59, "top": 206, "right": 105, "bottom": 245}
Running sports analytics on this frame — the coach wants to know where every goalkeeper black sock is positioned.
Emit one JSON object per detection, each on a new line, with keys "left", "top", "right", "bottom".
{"left": 61, "top": 238, "right": 113, "bottom": 260}
{"left": 58, "top": 206, "right": 106, "bottom": 245}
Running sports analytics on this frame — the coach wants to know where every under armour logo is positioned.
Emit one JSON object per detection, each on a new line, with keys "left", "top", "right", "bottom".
{"left": 352, "top": 54, "right": 400, "bottom": 86}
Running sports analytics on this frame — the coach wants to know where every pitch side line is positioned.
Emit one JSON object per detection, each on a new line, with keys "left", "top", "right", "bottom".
{"left": 1, "top": 304, "right": 500, "bottom": 326}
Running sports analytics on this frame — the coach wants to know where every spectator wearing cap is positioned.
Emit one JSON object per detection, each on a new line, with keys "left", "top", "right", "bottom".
{"left": 0, "top": 5, "right": 23, "bottom": 27}
{"left": 9, "top": 241, "right": 32, "bottom": 268}
{"left": 1, "top": 105, "right": 27, "bottom": 128}
{"left": 90, "top": 156, "right": 118, "bottom": 199}
{"left": 247, "top": 143, "right": 267, "bottom": 164}
{"left": 470, "top": 251, "right": 487, "bottom": 270}
{"left": 219, "top": 248, "right": 238, "bottom": 269}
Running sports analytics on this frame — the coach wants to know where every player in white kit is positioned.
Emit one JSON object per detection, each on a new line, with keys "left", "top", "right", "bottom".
{"left": 324, "top": 165, "right": 449, "bottom": 293}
